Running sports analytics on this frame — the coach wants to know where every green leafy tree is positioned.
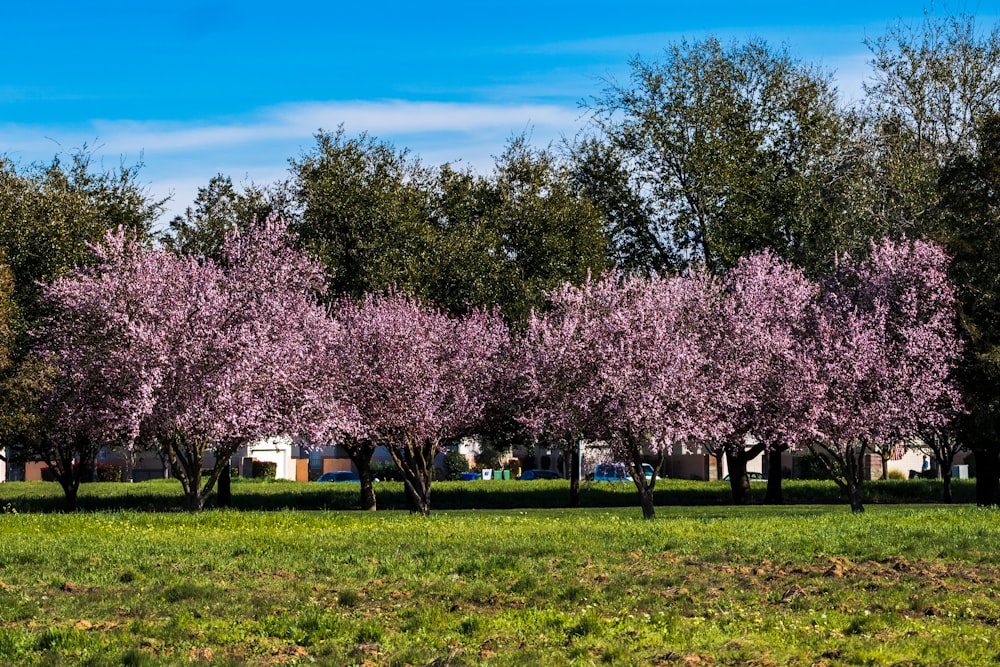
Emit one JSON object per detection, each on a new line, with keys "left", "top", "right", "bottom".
{"left": 938, "top": 113, "right": 1000, "bottom": 504}
{"left": 160, "top": 174, "right": 293, "bottom": 260}
{"left": 863, "top": 13, "right": 1000, "bottom": 504}
{"left": 569, "top": 137, "right": 679, "bottom": 273}
{"left": 862, "top": 12, "right": 1000, "bottom": 241}
{"left": 0, "top": 255, "right": 30, "bottom": 466}
{"left": 290, "top": 127, "right": 436, "bottom": 300}
{"left": 586, "top": 37, "right": 855, "bottom": 274}
{"left": 292, "top": 129, "right": 608, "bottom": 323}
{"left": 0, "top": 151, "right": 163, "bottom": 330}
{"left": 450, "top": 137, "right": 609, "bottom": 324}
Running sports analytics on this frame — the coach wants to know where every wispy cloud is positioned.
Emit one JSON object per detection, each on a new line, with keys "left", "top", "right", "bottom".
{"left": 1, "top": 100, "right": 581, "bottom": 157}
{"left": 0, "top": 99, "right": 585, "bottom": 222}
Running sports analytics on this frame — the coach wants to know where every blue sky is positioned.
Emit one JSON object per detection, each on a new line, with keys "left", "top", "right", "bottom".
{"left": 3, "top": 1, "right": 998, "bottom": 222}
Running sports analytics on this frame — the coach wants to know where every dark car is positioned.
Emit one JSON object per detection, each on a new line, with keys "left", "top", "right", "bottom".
{"left": 518, "top": 469, "right": 562, "bottom": 480}
{"left": 316, "top": 471, "right": 360, "bottom": 483}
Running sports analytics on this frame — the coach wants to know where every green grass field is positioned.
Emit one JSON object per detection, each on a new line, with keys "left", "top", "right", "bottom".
{"left": 0, "top": 482, "right": 997, "bottom": 665}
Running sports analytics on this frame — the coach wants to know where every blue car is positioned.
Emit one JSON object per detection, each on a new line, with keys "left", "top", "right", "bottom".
{"left": 316, "top": 471, "right": 360, "bottom": 482}
{"left": 592, "top": 463, "right": 657, "bottom": 482}
{"left": 519, "top": 469, "right": 562, "bottom": 480}
{"left": 592, "top": 463, "right": 629, "bottom": 482}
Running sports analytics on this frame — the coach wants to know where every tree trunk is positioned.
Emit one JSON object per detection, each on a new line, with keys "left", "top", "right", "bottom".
{"left": 399, "top": 460, "right": 432, "bottom": 515}
{"left": 942, "top": 467, "right": 954, "bottom": 504}
{"left": 932, "top": 445, "right": 957, "bottom": 504}
{"left": 124, "top": 448, "right": 135, "bottom": 483}
{"left": 725, "top": 450, "right": 751, "bottom": 504}
{"left": 568, "top": 442, "right": 581, "bottom": 508}
{"left": 177, "top": 465, "right": 206, "bottom": 512}
{"left": 217, "top": 464, "right": 232, "bottom": 507}
{"left": 626, "top": 443, "right": 655, "bottom": 520}
{"left": 974, "top": 449, "right": 1000, "bottom": 506}
{"left": 51, "top": 441, "right": 95, "bottom": 512}
{"left": 764, "top": 448, "right": 784, "bottom": 505}
{"left": 638, "top": 483, "right": 655, "bottom": 520}
{"left": 57, "top": 476, "right": 80, "bottom": 512}
{"left": 846, "top": 445, "right": 866, "bottom": 513}
{"left": 357, "top": 459, "right": 377, "bottom": 511}
{"left": 186, "top": 487, "right": 207, "bottom": 511}
{"left": 167, "top": 434, "right": 210, "bottom": 512}
{"left": 847, "top": 482, "right": 866, "bottom": 513}
{"left": 389, "top": 439, "right": 435, "bottom": 516}
{"left": 344, "top": 439, "right": 377, "bottom": 510}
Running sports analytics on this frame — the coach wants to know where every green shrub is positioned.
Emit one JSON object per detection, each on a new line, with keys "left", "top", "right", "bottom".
{"left": 793, "top": 453, "right": 830, "bottom": 480}
{"left": 40, "top": 463, "right": 122, "bottom": 483}
{"left": 95, "top": 463, "right": 122, "bottom": 482}
{"left": 443, "top": 449, "right": 471, "bottom": 480}
{"left": 476, "top": 444, "right": 503, "bottom": 470}
{"left": 251, "top": 460, "right": 277, "bottom": 479}
{"left": 887, "top": 470, "right": 906, "bottom": 480}
{"left": 370, "top": 461, "right": 403, "bottom": 482}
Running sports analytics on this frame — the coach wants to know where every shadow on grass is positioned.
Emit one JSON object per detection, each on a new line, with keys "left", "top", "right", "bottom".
{"left": 0, "top": 477, "right": 977, "bottom": 514}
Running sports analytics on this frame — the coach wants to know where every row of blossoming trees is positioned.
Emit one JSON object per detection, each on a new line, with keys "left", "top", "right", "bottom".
{"left": 33, "top": 218, "right": 962, "bottom": 515}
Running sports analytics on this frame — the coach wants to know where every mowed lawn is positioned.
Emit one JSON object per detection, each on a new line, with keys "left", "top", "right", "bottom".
{"left": 0, "top": 486, "right": 997, "bottom": 665}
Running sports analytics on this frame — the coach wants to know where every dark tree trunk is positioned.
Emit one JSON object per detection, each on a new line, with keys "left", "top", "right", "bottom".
{"left": 725, "top": 449, "right": 751, "bottom": 505}
{"left": 358, "top": 464, "right": 377, "bottom": 511}
{"left": 568, "top": 442, "right": 581, "bottom": 508}
{"left": 626, "top": 443, "right": 655, "bottom": 520}
{"left": 846, "top": 445, "right": 866, "bottom": 513}
{"left": 725, "top": 442, "right": 764, "bottom": 505}
{"left": 931, "top": 443, "right": 959, "bottom": 504}
{"left": 942, "top": 467, "right": 954, "bottom": 504}
{"left": 847, "top": 483, "right": 866, "bottom": 513}
{"left": 57, "top": 476, "right": 80, "bottom": 512}
{"left": 50, "top": 438, "right": 97, "bottom": 512}
{"left": 346, "top": 441, "right": 377, "bottom": 511}
{"left": 165, "top": 433, "right": 219, "bottom": 512}
{"left": 390, "top": 438, "right": 435, "bottom": 516}
{"left": 764, "top": 448, "right": 784, "bottom": 504}
{"left": 217, "top": 464, "right": 232, "bottom": 507}
{"left": 637, "top": 483, "right": 655, "bottom": 520}
{"left": 974, "top": 449, "right": 1000, "bottom": 506}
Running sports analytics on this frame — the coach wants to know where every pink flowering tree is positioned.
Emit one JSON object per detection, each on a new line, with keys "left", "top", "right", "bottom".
{"left": 151, "top": 218, "right": 331, "bottom": 510}
{"left": 712, "top": 251, "right": 819, "bottom": 505}
{"left": 34, "top": 231, "right": 167, "bottom": 510}
{"left": 600, "top": 270, "right": 729, "bottom": 519}
{"left": 337, "top": 292, "right": 508, "bottom": 515}
{"left": 518, "top": 271, "right": 725, "bottom": 519}
{"left": 36, "top": 218, "right": 334, "bottom": 511}
{"left": 515, "top": 277, "right": 617, "bottom": 507}
{"left": 310, "top": 295, "right": 394, "bottom": 512}
{"left": 805, "top": 239, "right": 963, "bottom": 512}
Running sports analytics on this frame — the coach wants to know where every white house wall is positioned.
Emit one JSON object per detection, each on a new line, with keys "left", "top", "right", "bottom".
{"left": 246, "top": 436, "right": 296, "bottom": 481}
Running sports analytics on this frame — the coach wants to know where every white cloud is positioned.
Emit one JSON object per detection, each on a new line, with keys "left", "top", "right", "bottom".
{"left": 0, "top": 100, "right": 581, "bottom": 157}
{"left": 0, "top": 99, "right": 585, "bottom": 222}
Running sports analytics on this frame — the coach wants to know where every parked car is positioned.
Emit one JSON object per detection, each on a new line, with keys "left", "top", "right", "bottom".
{"left": 519, "top": 469, "right": 562, "bottom": 480}
{"left": 316, "top": 471, "right": 360, "bottom": 483}
{"left": 592, "top": 463, "right": 630, "bottom": 482}
{"left": 722, "top": 472, "right": 766, "bottom": 482}
{"left": 592, "top": 462, "right": 656, "bottom": 483}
